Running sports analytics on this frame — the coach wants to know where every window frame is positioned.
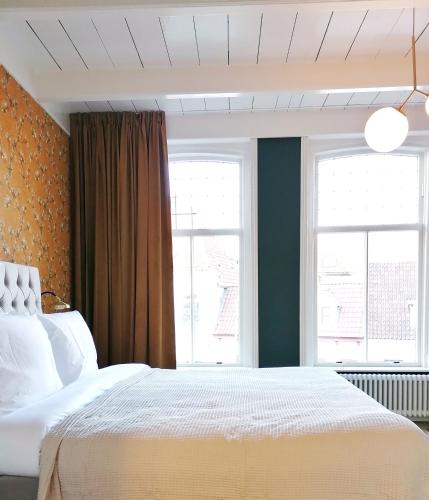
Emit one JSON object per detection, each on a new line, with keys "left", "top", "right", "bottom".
{"left": 168, "top": 140, "right": 258, "bottom": 368}
{"left": 301, "top": 137, "right": 429, "bottom": 369}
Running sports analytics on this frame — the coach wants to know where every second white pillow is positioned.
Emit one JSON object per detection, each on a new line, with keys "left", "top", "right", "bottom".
{"left": 39, "top": 310, "right": 98, "bottom": 385}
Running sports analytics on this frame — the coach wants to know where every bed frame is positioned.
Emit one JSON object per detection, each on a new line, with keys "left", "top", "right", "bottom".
{"left": 0, "top": 261, "right": 42, "bottom": 499}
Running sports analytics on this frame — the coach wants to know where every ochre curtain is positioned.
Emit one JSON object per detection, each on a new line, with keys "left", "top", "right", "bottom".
{"left": 70, "top": 112, "right": 176, "bottom": 368}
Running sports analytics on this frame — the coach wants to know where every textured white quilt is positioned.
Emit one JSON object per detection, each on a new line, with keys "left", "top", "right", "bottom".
{"left": 38, "top": 367, "right": 429, "bottom": 500}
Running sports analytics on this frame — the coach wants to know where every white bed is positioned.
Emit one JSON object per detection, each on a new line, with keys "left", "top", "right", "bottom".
{"left": 1, "top": 363, "right": 428, "bottom": 499}
{"left": 35, "top": 365, "right": 429, "bottom": 499}
{"left": 0, "top": 261, "right": 428, "bottom": 500}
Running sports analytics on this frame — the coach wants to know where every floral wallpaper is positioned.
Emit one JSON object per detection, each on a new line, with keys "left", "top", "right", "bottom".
{"left": 0, "top": 65, "right": 70, "bottom": 311}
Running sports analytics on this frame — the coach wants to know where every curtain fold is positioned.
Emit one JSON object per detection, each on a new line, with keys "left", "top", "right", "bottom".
{"left": 70, "top": 112, "right": 176, "bottom": 368}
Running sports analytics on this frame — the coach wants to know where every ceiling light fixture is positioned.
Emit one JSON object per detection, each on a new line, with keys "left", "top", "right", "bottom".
{"left": 365, "top": 9, "right": 429, "bottom": 152}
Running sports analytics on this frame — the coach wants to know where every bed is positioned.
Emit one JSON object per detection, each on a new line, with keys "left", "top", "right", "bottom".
{"left": 1, "top": 261, "right": 428, "bottom": 500}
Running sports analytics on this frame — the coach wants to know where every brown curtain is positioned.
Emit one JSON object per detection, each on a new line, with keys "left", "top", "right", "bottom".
{"left": 70, "top": 112, "right": 176, "bottom": 368}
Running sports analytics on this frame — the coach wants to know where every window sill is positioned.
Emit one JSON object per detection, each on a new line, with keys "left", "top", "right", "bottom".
{"left": 177, "top": 364, "right": 248, "bottom": 370}
{"left": 333, "top": 366, "right": 429, "bottom": 373}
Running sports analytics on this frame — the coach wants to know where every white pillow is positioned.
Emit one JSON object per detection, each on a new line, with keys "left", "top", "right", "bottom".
{"left": 0, "top": 315, "right": 63, "bottom": 418}
{"left": 38, "top": 311, "right": 98, "bottom": 385}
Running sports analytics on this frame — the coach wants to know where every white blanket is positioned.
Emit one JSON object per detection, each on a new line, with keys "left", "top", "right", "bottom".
{"left": 38, "top": 367, "right": 429, "bottom": 500}
{"left": 0, "top": 364, "right": 144, "bottom": 476}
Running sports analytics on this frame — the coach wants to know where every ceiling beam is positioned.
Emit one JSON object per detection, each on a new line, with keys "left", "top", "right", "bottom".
{"left": 31, "top": 56, "right": 429, "bottom": 102}
{"left": 34, "top": 100, "right": 429, "bottom": 137}
{"left": 2, "top": 0, "right": 429, "bottom": 20}
{"left": 166, "top": 106, "right": 429, "bottom": 140}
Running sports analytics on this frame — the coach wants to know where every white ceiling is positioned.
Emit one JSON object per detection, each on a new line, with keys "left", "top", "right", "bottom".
{"left": 6, "top": 7, "right": 429, "bottom": 70}
{"left": 1, "top": 0, "right": 429, "bottom": 133}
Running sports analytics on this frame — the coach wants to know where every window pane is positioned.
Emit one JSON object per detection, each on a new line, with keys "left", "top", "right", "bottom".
{"left": 174, "top": 235, "right": 240, "bottom": 365}
{"left": 317, "top": 233, "right": 366, "bottom": 363}
{"left": 170, "top": 160, "right": 240, "bottom": 230}
{"left": 192, "top": 235, "right": 240, "bottom": 364}
{"left": 318, "top": 154, "right": 419, "bottom": 226}
{"left": 367, "top": 231, "right": 418, "bottom": 363}
{"left": 173, "top": 237, "right": 192, "bottom": 364}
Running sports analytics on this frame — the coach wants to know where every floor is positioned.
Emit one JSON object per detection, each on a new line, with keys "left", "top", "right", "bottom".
{"left": 416, "top": 422, "right": 429, "bottom": 436}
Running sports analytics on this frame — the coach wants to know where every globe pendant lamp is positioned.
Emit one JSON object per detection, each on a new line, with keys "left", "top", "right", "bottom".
{"left": 365, "top": 9, "right": 429, "bottom": 152}
{"left": 365, "top": 107, "right": 409, "bottom": 153}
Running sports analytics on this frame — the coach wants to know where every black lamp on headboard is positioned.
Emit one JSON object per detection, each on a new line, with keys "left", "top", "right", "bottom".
{"left": 41, "top": 291, "right": 71, "bottom": 311}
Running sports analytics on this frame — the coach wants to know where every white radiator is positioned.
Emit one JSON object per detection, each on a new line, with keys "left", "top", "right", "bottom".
{"left": 341, "top": 373, "right": 429, "bottom": 420}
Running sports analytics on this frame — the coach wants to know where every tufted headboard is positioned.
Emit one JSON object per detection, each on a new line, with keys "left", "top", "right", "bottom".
{"left": 0, "top": 261, "right": 42, "bottom": 314}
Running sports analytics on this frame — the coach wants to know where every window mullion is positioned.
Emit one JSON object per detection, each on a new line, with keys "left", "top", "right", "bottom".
{"left": 189, "top": 234, "right": 194, "bottom": 364}
{"left": 364, "top": 231, "right": 369, "bottom": 364}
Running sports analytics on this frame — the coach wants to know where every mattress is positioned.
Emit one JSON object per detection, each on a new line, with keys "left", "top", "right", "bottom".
{"left": 37, "top": 366, "right": 429, "bottom": 500}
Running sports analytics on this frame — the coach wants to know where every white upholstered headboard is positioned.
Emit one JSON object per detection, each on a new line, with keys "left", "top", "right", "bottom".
{"left": 0, "top": 261, "right": 42, "bottom": 314}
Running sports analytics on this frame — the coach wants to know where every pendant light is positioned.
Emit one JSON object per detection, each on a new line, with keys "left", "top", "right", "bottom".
{"left": 365, "top": 9, "right": 429, "bottom": 152}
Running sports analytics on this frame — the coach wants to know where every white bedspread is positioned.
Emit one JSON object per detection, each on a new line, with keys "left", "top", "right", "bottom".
{"left": 38, "top": 367, "right": 429, "bottom": 500}
{"left": 0, "top": 364, "right": 144, "bottom": 476}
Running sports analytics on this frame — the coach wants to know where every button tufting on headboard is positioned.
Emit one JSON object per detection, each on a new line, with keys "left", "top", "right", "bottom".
{"left": 0, "top": 261, "right": 42, "bottom": 314}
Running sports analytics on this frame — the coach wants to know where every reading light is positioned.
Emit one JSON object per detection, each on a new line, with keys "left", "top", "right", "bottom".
{"left": 41, "top": 291, "right": 71, "bottom": 311}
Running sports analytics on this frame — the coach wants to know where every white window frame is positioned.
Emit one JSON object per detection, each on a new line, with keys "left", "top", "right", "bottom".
{"left": 301, "top": 136, "right": 429, "bottom": 370}
{"left": 168, "top": 140, "right": 258, "bottom": 368}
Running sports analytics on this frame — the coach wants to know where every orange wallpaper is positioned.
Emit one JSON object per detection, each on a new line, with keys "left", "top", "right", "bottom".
{"left": 0, "top": 65, "right": 70, "bottom": 310}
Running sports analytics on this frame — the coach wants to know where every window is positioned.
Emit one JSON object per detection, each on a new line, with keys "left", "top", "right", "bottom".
{"left": 169, "top": 144, "right": 257, "bottom": 366}
{"left": 302, "top": 143, "right": 428, "bottom": 367}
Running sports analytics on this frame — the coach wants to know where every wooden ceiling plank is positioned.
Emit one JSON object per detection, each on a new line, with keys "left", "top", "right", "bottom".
{"left": 324, "top": 91, "right": 353, "bottom": 105}
{"left": 194, "top": 14, "right": 228, "bottom": 65}
{"left": 109, "top": 99, "right": 135, "bottom": 111}
{"left": 28, "top": 19, "right": 89, "bottom": 70}
{"left": 90, "top": 13, "right": 142, "bottom": 68}
{"left": 252, "top": 93, "right": 278, "bottom": 109}
{"left": 372, "top": 89, "right": 409, "bottom": 104}
{"left": 132, "top": 98, "right": 159, "bottom": 111}
{"left": 59, "top": 17, "right": 113, "bottom": 69}
{"left": 276, "top": 92, "right": 293, "bottom": 107}
{"left": 205, "top": 97, "right": 230, "bottom": 110}
{"left": 258, "top": 10, "right": 297, "bottom": 63}
{"left": 159, "top": 15, "right": 198, "bottom": 65}
{"left": 230, "top": 95, "right": 254, "bottom": 110}
{"left": 348, "top": 9, "right": 403, "bottom": 59}
{"left": 301, "top": 93, "right": 328, "bottom": 107}
{"left": 347, "top": 91, "right": 379, "bottom": 104}
{"left": 317, "top": 10, "right": 368, "bottom": 61}
{"left": 228, "top": 11, "right": 261, "bottom": 64}
{"left": 378, "top": 8, "right": 429, "bottom": 57}
{"left": 181, "top": 97, "right": 206, "bottom": 111}
{"left": 125, "top": 14, "right": 170, "bottom": 68}
{"left": 156, "top": 97, "right": 183, "bottom": 112}
{"left": 86, "top": 100, "right": 111, "bottom": 111}
{"left": 287, "top": 10, "right": 333, "bottom": 61}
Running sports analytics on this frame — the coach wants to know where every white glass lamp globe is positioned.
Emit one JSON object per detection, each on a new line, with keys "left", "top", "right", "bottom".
{"left": 425, "top": 95, "right": 429, "bottom": 115}
{"left": 364, "top": 107, "right": 409, "bottom": 153}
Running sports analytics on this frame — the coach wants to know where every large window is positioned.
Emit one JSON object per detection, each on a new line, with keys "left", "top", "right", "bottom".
{"left": 303, "top": 146, "right": 428, "bottom": 367}
{"left": 169, "top": 146, "right": 256, "bottom": 366}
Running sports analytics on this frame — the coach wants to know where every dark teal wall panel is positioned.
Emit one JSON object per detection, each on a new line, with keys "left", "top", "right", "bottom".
{"left": 258, "top": 137, "right": 301, "bottom": 367}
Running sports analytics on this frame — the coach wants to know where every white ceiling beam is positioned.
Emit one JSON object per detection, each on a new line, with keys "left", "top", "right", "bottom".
{"left": 36, "top": 101, "right": 429, "bottom": 137}
{"left": 166, "top": 105, "right": 429, "bottom": 140}
{"left": 2, "top": 0, "right": 429, "bottom": 20}
{"left": 32, "top": 56, "right": 429, "bottom": 102}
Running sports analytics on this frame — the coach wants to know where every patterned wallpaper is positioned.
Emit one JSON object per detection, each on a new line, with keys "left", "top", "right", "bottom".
{"left": 0, "top": 65, "right": 70, "bottom": 311}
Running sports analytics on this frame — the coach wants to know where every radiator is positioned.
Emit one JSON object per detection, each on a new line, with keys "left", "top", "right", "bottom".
{"left": 341, "top": 373, "right": 429, "bottom": 420}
